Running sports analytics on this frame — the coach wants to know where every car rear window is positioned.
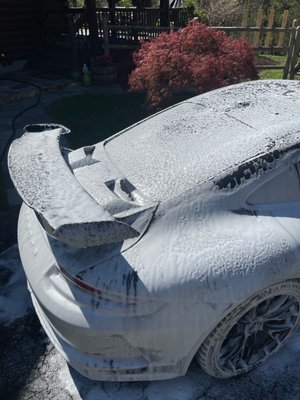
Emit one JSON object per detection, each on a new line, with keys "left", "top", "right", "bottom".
{"left": 104, "top": 102, "right": 266, "bottom": 201}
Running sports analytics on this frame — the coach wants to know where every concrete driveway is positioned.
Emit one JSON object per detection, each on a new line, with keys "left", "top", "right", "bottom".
{"left": 1, "top": 245, "right": 300, "bottom": 400}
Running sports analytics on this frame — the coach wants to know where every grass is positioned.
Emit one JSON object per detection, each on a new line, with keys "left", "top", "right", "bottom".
{"left": 259, "top": 69, "right": 284, "bottom": 79}
{"left": 256, "top": 54, "right": 287, "bottom": 80}
{"left": 47, "top": 92, "right": 190, "bottom": 149}
{"left": 255, "top": 54, "right": 300, "bottom": 81}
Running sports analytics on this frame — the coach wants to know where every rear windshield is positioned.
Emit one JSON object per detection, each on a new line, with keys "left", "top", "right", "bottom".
{"left": 104, "top": 101, "right": 283, "bottom": 201}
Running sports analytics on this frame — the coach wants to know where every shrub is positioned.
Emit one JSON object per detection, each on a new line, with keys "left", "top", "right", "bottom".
{"left": 118, "top": 0, "right": 133, "bottom": 7}
{"left": 128, "top": 22, "right": 258, "bottom": 109}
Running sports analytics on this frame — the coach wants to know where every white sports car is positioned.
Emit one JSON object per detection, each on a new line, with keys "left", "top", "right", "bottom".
{"left": 8, "top": 80, "right": 300, "bottom": 381}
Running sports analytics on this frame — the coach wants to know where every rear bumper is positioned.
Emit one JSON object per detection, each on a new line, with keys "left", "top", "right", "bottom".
{"left": 30, "top": 289, "right": 180, "bottom": 381}
{"left": 18, "top": 203, "right": 188, "bottom": 381}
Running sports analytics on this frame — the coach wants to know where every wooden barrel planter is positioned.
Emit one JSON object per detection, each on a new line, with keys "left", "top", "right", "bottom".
{"left": 91, "top": 65, "right": 118, "bottom": 84}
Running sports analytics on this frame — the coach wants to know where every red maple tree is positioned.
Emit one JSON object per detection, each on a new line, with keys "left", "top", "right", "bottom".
{"left": 129, "top": 22, "right": 258, "bottom": 109}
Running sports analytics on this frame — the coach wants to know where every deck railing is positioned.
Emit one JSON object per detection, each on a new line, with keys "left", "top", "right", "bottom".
{"left": 67, "top": 7, "right": 193, "bottom": 34}
{"left": 65, "top": 7, "right": 194, "bottom": 66}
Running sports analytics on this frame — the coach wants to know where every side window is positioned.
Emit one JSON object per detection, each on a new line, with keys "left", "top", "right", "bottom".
{"left": 247, "top": 164, "right": 300, "bottom": 205}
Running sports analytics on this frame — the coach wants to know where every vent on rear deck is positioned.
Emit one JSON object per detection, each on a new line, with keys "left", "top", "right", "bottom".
{"left": 105, "top": 178, "right": 147, "bottom": 205}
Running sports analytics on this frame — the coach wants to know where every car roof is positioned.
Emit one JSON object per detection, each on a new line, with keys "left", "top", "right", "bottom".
{"left": 104, "top": 80, "right": 300, "bottom": 201}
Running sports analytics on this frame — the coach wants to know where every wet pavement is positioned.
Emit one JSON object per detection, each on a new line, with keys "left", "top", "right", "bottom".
{"left": 0, "top": 70, "right": 79, "bottom": 105}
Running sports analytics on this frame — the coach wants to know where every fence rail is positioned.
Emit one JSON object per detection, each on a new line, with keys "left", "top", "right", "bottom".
{"left": 211, "top": 26, "right": 292, "bottom": 53}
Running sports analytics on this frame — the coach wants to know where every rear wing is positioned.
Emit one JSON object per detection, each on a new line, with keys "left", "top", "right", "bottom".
{"left": 8, "top": 124, "right": 139, "bottom": 248}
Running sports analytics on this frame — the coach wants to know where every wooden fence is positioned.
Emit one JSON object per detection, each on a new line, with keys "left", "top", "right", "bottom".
{"left": 65, "top": 7, "right": 300, "bottom": 79}
{"left": 285, "top": 22, "right": 300, "bottom": 79}
{"left": 209, "top": 23, "right": 300, "bottom": 79}
{"left": 239, "top": 7, "right": 290, "bottom": 48}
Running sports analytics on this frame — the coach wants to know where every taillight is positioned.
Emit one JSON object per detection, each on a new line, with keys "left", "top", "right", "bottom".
{"left": 57, "top": 264, "right": 163, "bottom": 316}
{"left": 58, "top": 264, "right": 140, "bottom": 307}
{"left": 59, "top": 265, "right": 116, "bottom": 299}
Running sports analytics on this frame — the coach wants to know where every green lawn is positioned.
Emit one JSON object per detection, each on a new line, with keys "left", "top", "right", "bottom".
{"left": 255, "top": 54, "right": 299, "bottom": 81}
{"left": 256, "top": 54, "right": 287, "bottom": 80}
{"left": 259, "top": 69, "right": 284, "bottom": 79}
{"left": 47, "top": 92, "right": 190, "bottom": 149}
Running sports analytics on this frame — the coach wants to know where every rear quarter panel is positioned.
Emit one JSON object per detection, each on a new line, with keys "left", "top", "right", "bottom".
{"left": 118, "top": 182, "right": 300, "bottom": 353}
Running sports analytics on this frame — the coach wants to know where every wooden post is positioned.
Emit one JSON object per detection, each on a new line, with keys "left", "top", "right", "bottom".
{"left": 283, "top": 20, "right": 297, "bottom": 79}
{"left": 67, "top": 15, "right": 81, "bottom": 76}
{"left": 160, "top": 0, "right": 170, "bottom": 27}
{"left": 254, "top": 7, "right": 264, "bottom": 48}
{"left": 132, "top": 9, "right": 139, "bottom": 43}
{"left": 108, "top": 0, "right": 117, "bottom": 29}
{"left": 241, "top": 8, "right": 249, "bottom": 39}
{"left": 289, "top": 25, "right": 300, "bottom": 79}
{"left": 102, "top": 14, "right": 110, "bottom": 57}
{"left": 86, "top": 0, "right": 99, "bottom": 56}
{"left": 278, "top": 10, "right": 289, "bottom": 48}
{"left": 264, "top": 7, "right": 275, "bottom": 47}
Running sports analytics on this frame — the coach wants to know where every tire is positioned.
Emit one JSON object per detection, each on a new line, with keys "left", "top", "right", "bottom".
{"left": 196, "top": 280, "right": 300, "bottom": 378}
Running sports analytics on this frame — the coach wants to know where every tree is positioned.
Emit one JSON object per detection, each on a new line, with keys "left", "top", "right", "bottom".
{"left": 197, "top": 0, "right": 243, "bottom": 25}
{"left": 129, "top": 22, "right": 258, "bottom": 109}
